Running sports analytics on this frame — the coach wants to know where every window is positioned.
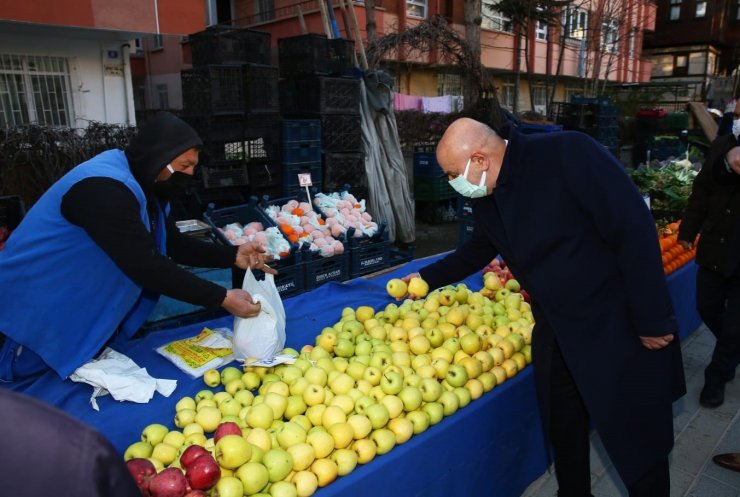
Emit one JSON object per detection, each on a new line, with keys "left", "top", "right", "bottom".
{"left": 602, "top": 18, "right": 619, "bottom": 53}
{"left": 670, "top": 0, "right": 681, "bottom": 20}
{"left": 673, "top": 54, "right": 688, "bottom": 76}
{"left": 482, "top": 0, "right": 513, "bottom": 32}
{"left": 532, "top": 85, "right": 547, "bottom": 114}
{"left": 628, "top": 28, "right": 637, "bottom": 57}
{"left": 151, "top": 34, "right": 164, "bottom": 50}
{"left": 407, "top": 0, "right": 427, "bottom": 18}
{"left": 133, "top": 38, "right": 144, "bottom": 54}
{"left": 0, "top": 54, "right": 73, "bottom": 127}
{"left": 500, "top": 83, "right": 515, "bottom": 109}
{"left": 737, "top": 0, "right": 740, "bottom": 20}
{"left": 563, "top": 7, "right": 588, "bottom": 40}
{"left": 437, "top": 73, "right": 463, "bottom": 96}
{"left": 255, "top": 0, "right": 275, "bottom": 23}
{"left": 563, "top": 86, "right": 582, "bottom": 103}
{"left": 156, "top": 83, "right": 169, "bottom": 110}
{"left": 695, "top": 1, "right": 706, "bottom": 18}
{"left": 688, "top": 52, "right": 705, "bottom": 75}
{"left": 535, "top": 20, "right": 548, "bottom": 40}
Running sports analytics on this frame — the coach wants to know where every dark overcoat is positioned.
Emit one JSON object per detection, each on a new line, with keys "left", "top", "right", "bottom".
{"left": 419, "top": 127, "right": 686, "bottom": 486}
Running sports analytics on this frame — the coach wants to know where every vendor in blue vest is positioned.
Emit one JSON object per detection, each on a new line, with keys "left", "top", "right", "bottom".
{"left": 401, "top": 118, "right": 686, "bottom": 497}
{"left": 0, "top": 112, "right": 274, "bottom": 382}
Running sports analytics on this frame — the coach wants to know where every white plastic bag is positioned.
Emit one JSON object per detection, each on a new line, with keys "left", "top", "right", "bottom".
{"left": 233, "top": 269, "right": 286, "bottom": 362}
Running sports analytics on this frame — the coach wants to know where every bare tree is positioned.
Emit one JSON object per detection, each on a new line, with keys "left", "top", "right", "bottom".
{"left": 464, "top": 0, "right": 484, "bottom": 110}
{"left": 364, "top": 0, "right": 378, "bottom": 42}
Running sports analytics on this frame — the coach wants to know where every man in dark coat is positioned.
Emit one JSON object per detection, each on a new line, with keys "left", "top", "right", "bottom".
{"left": 404, "top": 118, "right": 686, "bottom": 496}
{"left": 678, "top": 111, "right": 740, "bottom": 407}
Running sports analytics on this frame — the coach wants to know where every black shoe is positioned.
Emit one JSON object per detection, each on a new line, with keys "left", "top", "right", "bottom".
{"left": 699, "top": 382, "right": 725, "bottom": 408}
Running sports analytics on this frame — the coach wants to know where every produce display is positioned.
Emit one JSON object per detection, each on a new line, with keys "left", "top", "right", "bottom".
{"left": 219, "top": 222, "right": 292, "bottom": 260}
{"left": 263, "top": 200, "right": 345, "bottom": 258}
{"left": 628, "top": 157, "right": 698, "bottom": 217}
{"left": 312, "top": 192, "right": 379, "bottom": 239}
{"left": 658, "top": 220, "right": 696, "bottom": 276}
{"left": 124, "top": 276, "right": 534, "bottom": 497}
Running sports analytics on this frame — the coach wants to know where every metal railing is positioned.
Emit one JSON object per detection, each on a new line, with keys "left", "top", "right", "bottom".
{"left": 233, "top": 0, "right": 381, "bottom": 28}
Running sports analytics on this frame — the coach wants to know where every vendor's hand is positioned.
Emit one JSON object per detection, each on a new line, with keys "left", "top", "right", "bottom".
{"left": 678, "top": 240, "right": 693, "bottom": 250}
{"left": 639, "top": 334, "right": 674, "bottom": 350}
{"left": 726, "top": 147, "right": 740, "bottom": 175}
{"left": 235, "top": 241, "right": 277, "bottom": 275}
{"left": 222, "top": 289, "right": 261, "bottom": 318}
{"left": 400, "top": 272, "right": 421, "bottom": 300}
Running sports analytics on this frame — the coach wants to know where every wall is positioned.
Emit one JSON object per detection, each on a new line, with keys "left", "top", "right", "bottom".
{"left": 0, "top": 25, "right": 136, "bottom": 126}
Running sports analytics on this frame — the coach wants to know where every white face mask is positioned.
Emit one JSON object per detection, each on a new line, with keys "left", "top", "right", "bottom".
{"left": 448, "top": 159, "right": 488, "bottom": 198}
{"left": 732, "top": 119, "right": 740, "bottom": 139}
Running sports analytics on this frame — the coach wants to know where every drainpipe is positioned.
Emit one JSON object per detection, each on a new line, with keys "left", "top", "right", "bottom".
{"left": 121, "top": 43, "right": 134, "bottom": 125}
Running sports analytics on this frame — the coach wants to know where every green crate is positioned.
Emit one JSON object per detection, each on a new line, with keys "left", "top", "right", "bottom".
{"left": 414, "top": 176, "right": 456, "bottom": 201}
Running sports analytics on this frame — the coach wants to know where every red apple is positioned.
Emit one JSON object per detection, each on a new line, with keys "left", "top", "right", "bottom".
{"left": 126, "top": 458, "right": 156, "bottom": 496}
{"left": 149, "top": 468, "right": 188, "bottom": 497}
{"left": 520, "top": 289, "right": 531, "bottom": 303}
{"left": 490, "top": 258, "right": 501, "bottom": 267}
{"left": 179, "top": 445, "right": 210, "bottom": 471}
{"left": 213, "top": 421, "right": 242, "bottom": 444}
{"left": 183, "top": 491, "right": 207, "bottom": 497}
{"left": 185, "top": 453, "right": 221, "bottom": 490}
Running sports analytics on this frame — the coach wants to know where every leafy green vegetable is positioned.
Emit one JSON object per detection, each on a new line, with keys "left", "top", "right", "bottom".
{"left": 628, "top": 154, "right": 700, "bottom": 214}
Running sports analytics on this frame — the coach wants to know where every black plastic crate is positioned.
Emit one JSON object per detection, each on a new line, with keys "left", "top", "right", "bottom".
{"left": 304, "top": 251, "right": 350, "bottom": 289}
{"left": 283, "top": 182, "right": 322, "bottom": 199}
{"left": 200, "top": 161, "right": 250, "bottom": 189}
{"left": 321, "top": 114, "right": 362, "bottom": 153}
{"left": 190, "top": 26, "right": 271, "bottom": 66}
{"left": 458, "top": 217, "right": 475, "bottom": 245}
{"left": 191, "top": 186, "right": 247, "bottom": 212}
{"left": 349, "top": 239, "right": 391, "bottom": 278}
{"left": 415, "top": 199, "right": 458, "bottom": 224}
{"left": 283, "top": 162, "right": 322, "bottom": 190}
{"left": 413, "top": 152, "right": 444, "bottom": 177}
{"left": 182, "top": 64, "right": 279, "bottom": 116}
{"left": 248, "top": 162, "right": 283, "bottom": 191}
{"left": 202, "top": 117, "right": 281, "bottom": 163}
{"left": 282, "top": 141, "right": 322, "bottom": 165}
{"left": 280, "top": 77, "right": 361, "bottom": 115}
{"left": 231, "top": 260, "right": 306, "bottom": 299}
{"left": 282, "top": 119, "right": 321, "bottom": 142}
{"left": 278, "top": 35, "right": 355, "bottom": 78}
{"left": 0, "top": 195, "right": 25, "bottom": 230}
{"left": 323, "top": 153, "right": 366, "bottom": 192}
{"left": 414, "top": 175, "right": 456, "bottom": 201}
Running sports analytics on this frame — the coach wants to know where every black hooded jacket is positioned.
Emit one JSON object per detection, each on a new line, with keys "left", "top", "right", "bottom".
{"left": 60, "top": 112, "right": 237, "bottom": 311}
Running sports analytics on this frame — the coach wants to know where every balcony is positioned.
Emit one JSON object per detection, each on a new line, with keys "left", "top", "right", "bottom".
{"left": 235, "top": 0, "right": 383, "bottom": 28}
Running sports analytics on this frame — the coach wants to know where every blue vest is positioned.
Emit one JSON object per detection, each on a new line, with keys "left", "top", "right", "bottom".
{"left": 0, "top": 150, "right": 167, "bottom": 379}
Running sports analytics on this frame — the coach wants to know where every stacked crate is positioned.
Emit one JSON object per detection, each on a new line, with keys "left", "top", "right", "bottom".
{"left": 182, "top": 26, "right": 282, "bottom": 206}
{"left": 412, "top": 144, "right": 457, "bottom": 224}
{"left": 551, "top": 96, "right": 620, "bottom": 156}
{"left": 277, "top": 34, "right": 365, "bottom": 199}
{"left": 281, "top": 120, "right": 323, "bottom": 197}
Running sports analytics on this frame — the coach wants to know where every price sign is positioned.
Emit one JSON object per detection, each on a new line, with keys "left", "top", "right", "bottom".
{"left": 298, "top": 173, "right": 313, "bottom": 187}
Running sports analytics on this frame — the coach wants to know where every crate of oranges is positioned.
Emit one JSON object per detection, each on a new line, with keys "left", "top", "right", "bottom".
{"left": 658, "top": 220, "right": 697, "bottom": 276}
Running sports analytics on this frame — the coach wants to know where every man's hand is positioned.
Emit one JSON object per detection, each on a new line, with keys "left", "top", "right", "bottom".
{"left": 222, "top": 289, "right": 261, "bottom": 318}
{"left": 678, "top": 240, "right": 693, "bottom": 250}
{"left": 235, "top": 241, "right": 277, "bottom": 275}
{"left": 726, "top": 147, "right": 740, "bottom": 175}
{"left": 399, "top": 272, "right": 421, "bottom": 300}
{"left": 639, "top": 334, "right": 675, "bottom": 350}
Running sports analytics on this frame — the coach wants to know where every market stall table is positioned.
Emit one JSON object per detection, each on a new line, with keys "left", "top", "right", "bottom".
{"left": 3, "top": 255, "right": 701, "bottom": 497}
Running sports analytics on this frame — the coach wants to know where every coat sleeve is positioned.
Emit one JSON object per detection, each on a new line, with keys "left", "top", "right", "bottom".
{"left": 561, "top": 133, "right": 676, "bottom": 337}
{"left": 419, "top": 217, "right": 498, "bottom": 291}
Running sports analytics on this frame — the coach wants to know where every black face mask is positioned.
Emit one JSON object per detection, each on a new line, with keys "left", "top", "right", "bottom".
{"left": 153, "top": 171, "right": 192, "bottom": 200}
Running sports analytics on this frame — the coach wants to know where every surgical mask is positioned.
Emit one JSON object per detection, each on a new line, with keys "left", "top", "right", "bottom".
{"left": 154, "top": 164, "right": 192, "bottom": 200}
{"left": 448, "top": 159, "right": 488, "bottom": 198}
{"left": 732, "top": 119, "right": 740, "bottom": 140}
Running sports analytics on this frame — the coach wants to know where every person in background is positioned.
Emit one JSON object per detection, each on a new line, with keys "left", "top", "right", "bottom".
{"left": 402, "top": 117, "right": 685, "bottom": 497}
{"left": 0, "top": 112, "right": 275, "bottom": 382}
{"left": 0, "top": 388, "right": 141, "bottom": 496}
{"left": 677, "top": 101, "right": 740, "bottom": 408}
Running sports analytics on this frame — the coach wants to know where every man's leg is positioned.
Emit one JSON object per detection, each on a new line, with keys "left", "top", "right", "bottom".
{"left": 696, "top": 267, "right": 731, "bottom": 407}
{"left": 704, "top": 273, "right": 740, "bottom": 394}
{"left": 627, "top": 458, "right": 670, "bottom": 497}
{"left": 550, "top": 341, "right": 593, "bottom": 497}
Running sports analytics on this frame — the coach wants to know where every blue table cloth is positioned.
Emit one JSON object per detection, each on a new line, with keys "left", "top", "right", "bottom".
{"left": 3, "top": 255, "right": 701, "bottom": 497}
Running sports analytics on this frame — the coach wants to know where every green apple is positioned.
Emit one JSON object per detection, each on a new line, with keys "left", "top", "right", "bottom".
{"left": 321, "top": 406, "right": 347, "bottom": 428}
{"left": 123, "top": 441, "right": 152, "bottom": 460}
{"left": 419, "top": 377, "right": 443, "bottom": 402}
{"left": 387, "top": 417, "right": 414, "bottom": 444}
{"left": 184, "top": 432, "right": 207, "bottom": 447}
{"left": 219, "top": 398, "right": 243, "bottom": 418}
{"left": 215, "top": 434, "right": 252, "bottom": 469}
{"left": 403, "top": 373, "right": 422, "bottom": 388}
{"left": 285, "top": 442, "right": 315, "bottom": 472}
{"left": 370, "top": 428, "right": 397, "bottom": 455}
{"left": 453, "top": 386, "right": 473, "bottom": 408}
{"left": 380, "top": 395, "right": 404, "bottom": 419}
{"left": 234, "top": 389, "right": 255, "bottom": 407}
{"left": 203, "top": 369, "right": 221, "bottom": 387}
{"left": 365, "top": 403, "right": 390, "bottom": 429}
{"left": 311, "top": 458, "right": 338, "bottom": 488}
{"left": 439, "top": 390, "right": 460, "bottom": 416}
{"left": 346, "top": 414, "right": 372, "bottom": 440}
{"left": 195, "top": 406, "right": 222, "bottom": 433}
{"left": 379, "top": 371, "right": 403, "bottom": 395}
{"left": 162, "top": 430, "right": 185, "bottom": 449}
{"left": 241, "top": 371, "right": 261, "bottom": 390}
{"left": 442, "top": 337, "right": 461, "bottom": 355}
{"left": 213, "top": 476, "right": 244, "bottom": 497}
{"left": 431, "top": 358, "right": 450, "bottom": 379}
{"left": 284, "top": 395, "right": 308, "bottom": 420}
{"left": 478, "top": 371, "right": 497, "bottom": 392}
{"left": 465, "top": 378, "right": 484, "bottom": 400}
{"left": 174, "top": 408, "right": 197, "bottom": 429}
{"left": 303, "top": 367, "right": 328, "bottom": 387}
{"left": 352, "top": 438, "right": 377, "bottom": 465}
{"left": 345, "top": 361, "right": 367, "bottom": 381}
{"left": 276, "top": 421, "right": 307, "bottom": 449}
{"left": 306, "top": 430, "right": 335, "bottom": 459}
{"left": 302, "top": 384, "right": 326, "bottom": 407}
{"left": 246, "top": 403, "right": 275, "bottom": 430}
{"left": 327, "top": 422, "right": 354, "bottom": 449}
{"left": 386, "top": 278, "right": 408, "bottom": 299}
{"left": 220, "top": 366, "right": 243, "bottom": 386}
{"left": 354, "top": 395, "right": 376, "bottom": 416}
{"left": 263, "top": 448, "right": 293, "bottom": 482}
{"left": 196, "top": 398, "right": 217, "bottom": 411}
{"left": 328, "top": 373, "right": 354, "bottom": 395}
{"left": 422, "top": 402, "right": 444, "bottom": 425}
{"left": 331, "top": 448, "right": 358, "bottom": 476}
{"left": 398, "top": 386, "right": 423, "bottom": 412}
{"left": 305, "top": 404, "right": 327, "bottom": 427}
{"left": 445, "top": 364, "right": 469, "bottom": 387}
{"left": 236, "top": 461, "right": 269, "bottom": 495}
{"left": 175, "top": 396, "right": 196, "bottom": 412}
{"left": 150, "top": 442, "right": 178, "bottom": 465}
{"left": 141, "top": 423, "right": 169, "bottom": 446}
{"left": 269, "top": 480, "right": 298, "bottom": 497}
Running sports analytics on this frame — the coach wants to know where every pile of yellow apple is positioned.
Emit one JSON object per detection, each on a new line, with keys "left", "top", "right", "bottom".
{"left": 123, "top": 276, "right": 534, "bottom": 497}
